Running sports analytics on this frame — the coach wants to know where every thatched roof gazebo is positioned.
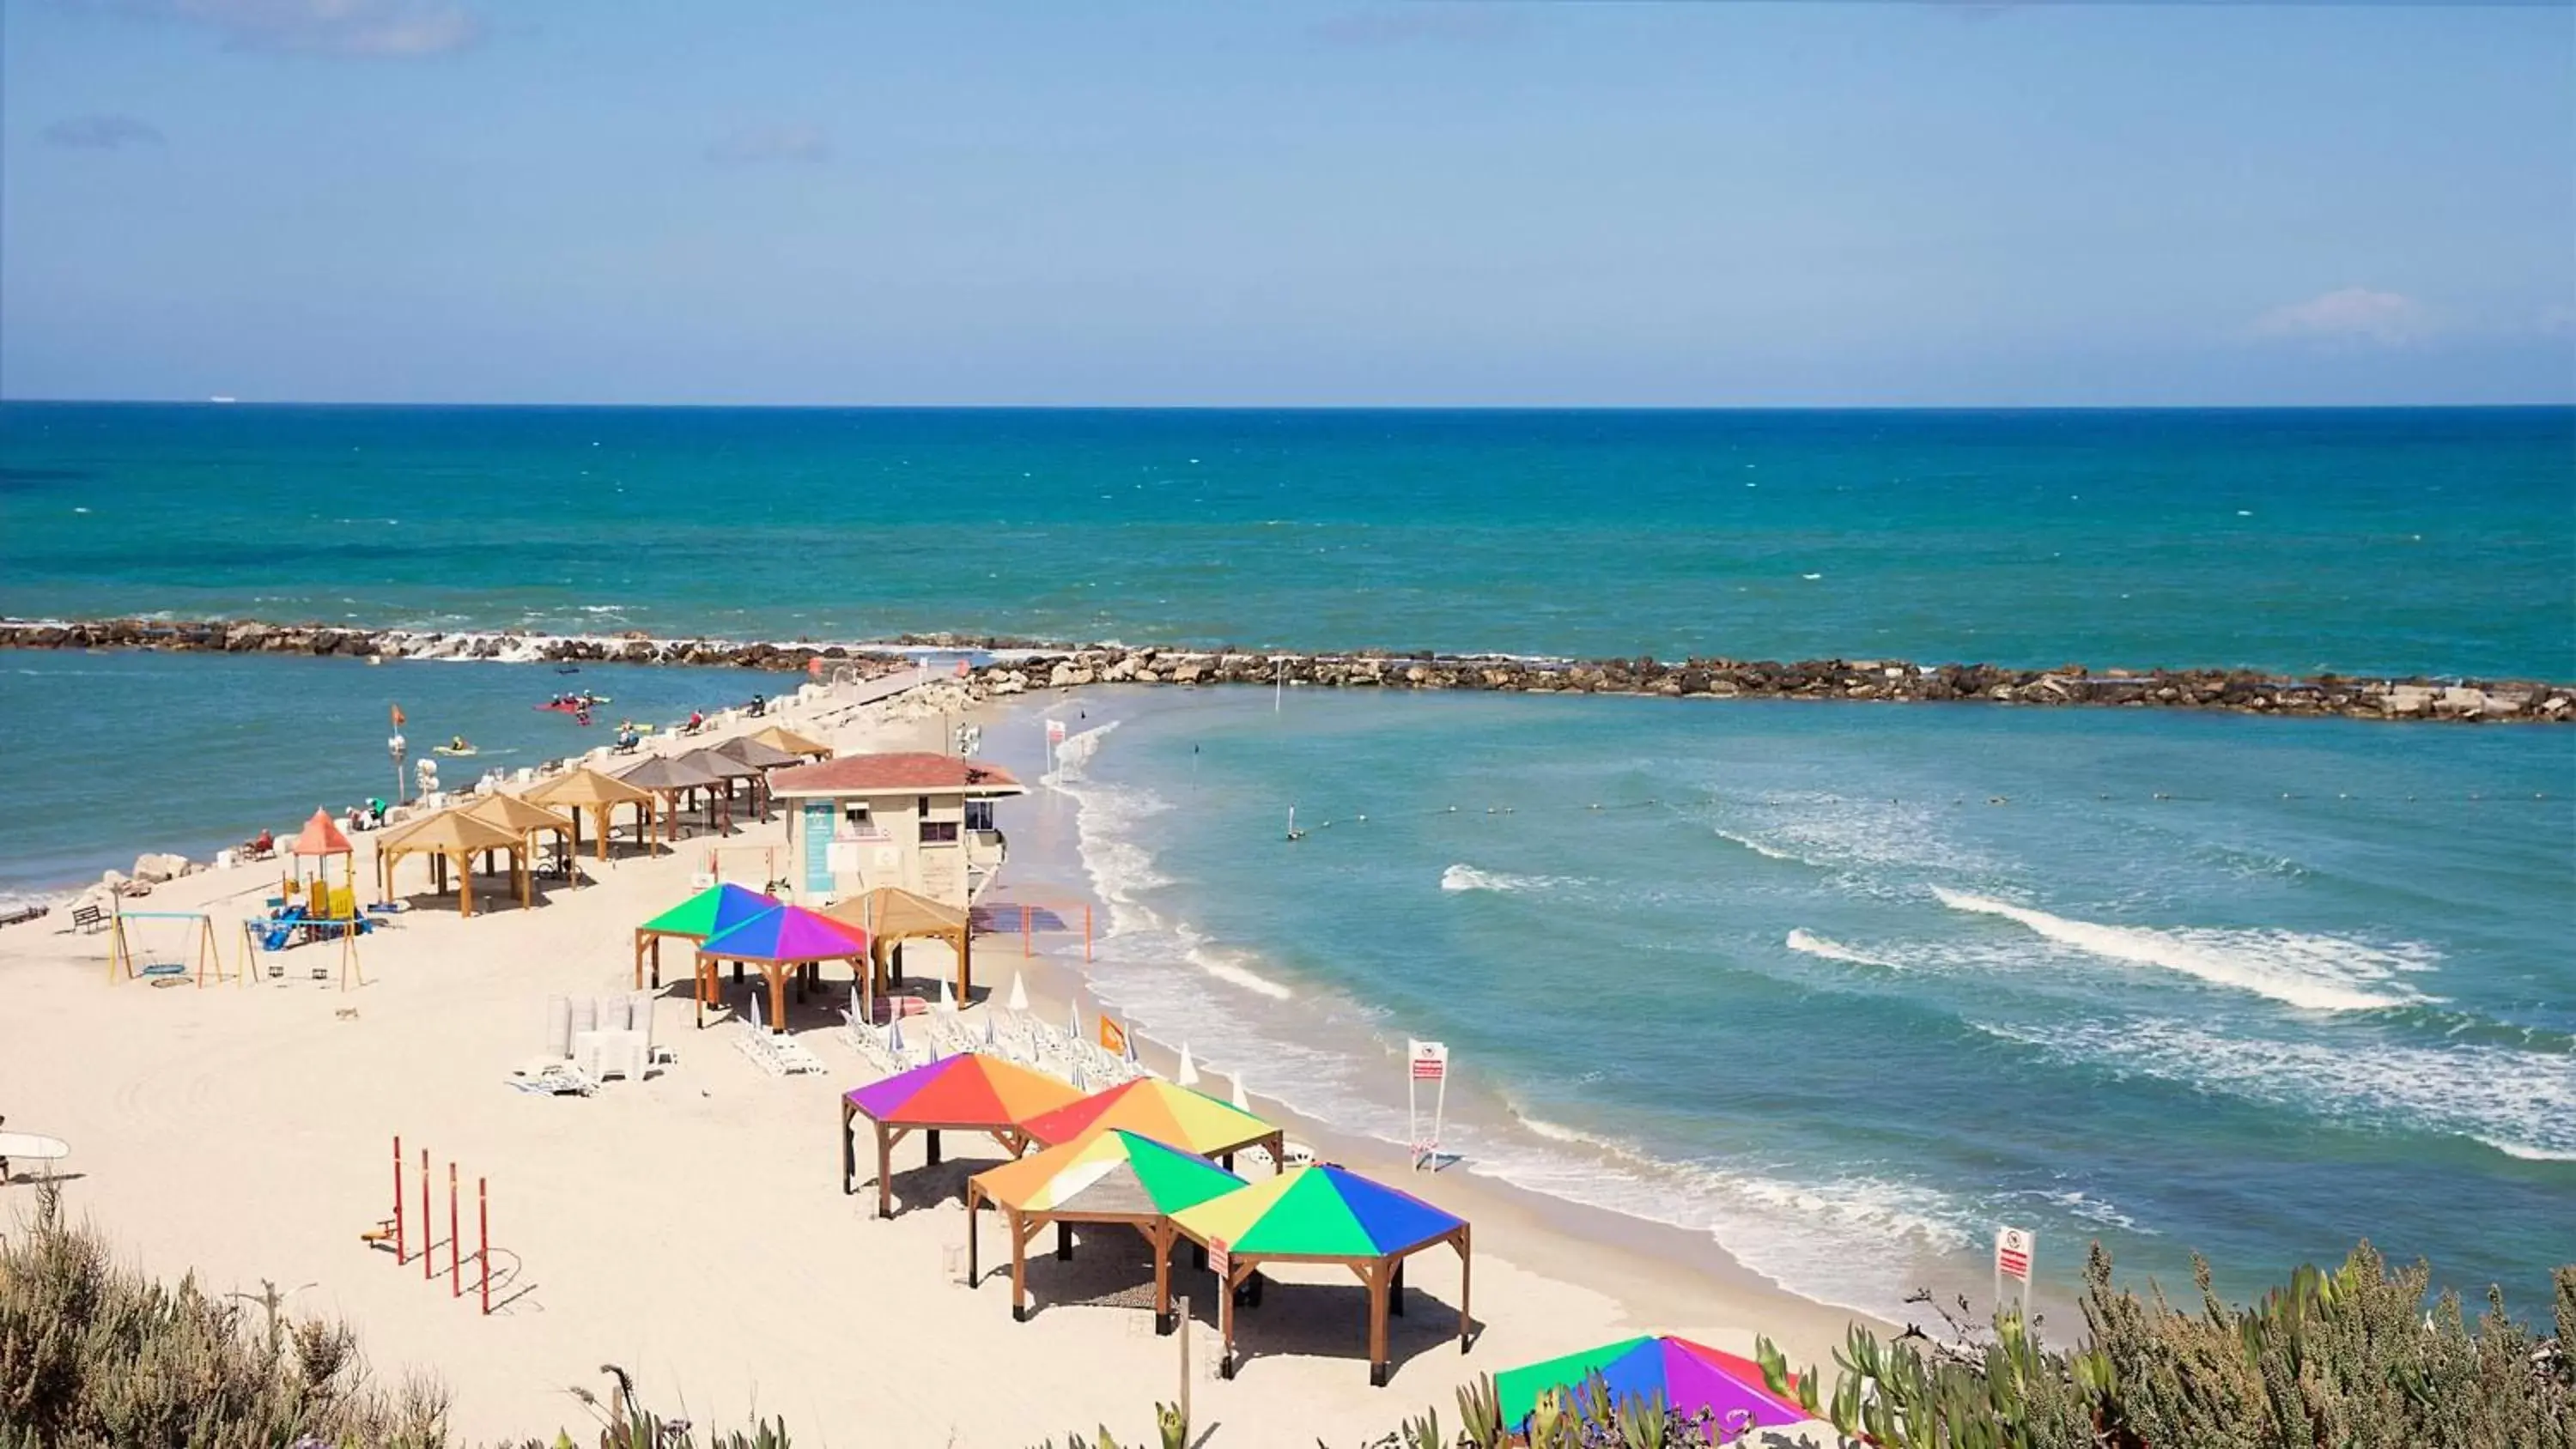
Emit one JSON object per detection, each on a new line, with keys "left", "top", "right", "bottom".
{"left": 525, "top": 767, "right": 661, "bottom": 861}
{"left": 822, "top": 886, "right": 974, "bottom": 1008}
{"left": 966, "top": 1127, "right": 1248, "bottom": 1332}
{"left": 749, "top": 724, "right": 832, "bottom": 759}
{"left": 462, "top": 792, "right": 577, "bottom": 885}
{"left": 377, "top": 808, "right": 531, "bottom": 917}
{"left": 620, "top": 753, "right": 729, "bottom": 835}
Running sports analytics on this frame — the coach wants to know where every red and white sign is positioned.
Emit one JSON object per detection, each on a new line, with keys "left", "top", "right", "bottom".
{"left": 1995, "top": 1226, "right": 2033, "bottom": 1283}
{"left": 1046, "top": 718, "right": 1068, "bottom": 745}
{"left": 1410, "top": 1042, "right": 1449, "bottom": 1081}
{"left": 1208, "top": 1238, "right": 1230, "bottom": 1279}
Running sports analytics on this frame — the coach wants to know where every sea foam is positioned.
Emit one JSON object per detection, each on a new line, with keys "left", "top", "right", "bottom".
{"left": 1931, "top": 887, "right": 2428, "bottom": 1013}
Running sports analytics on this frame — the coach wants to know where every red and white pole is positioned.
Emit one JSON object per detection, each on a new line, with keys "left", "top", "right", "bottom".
{"left": 448, "top": 1162, "right": 460, "bottom": 1298}
{"left": 419, "top": 1148, "right": 431, "bottom": 1282}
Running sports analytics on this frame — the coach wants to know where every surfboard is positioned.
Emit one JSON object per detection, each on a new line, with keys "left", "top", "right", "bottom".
{"left": 0, "top": 1131, "right": 70, "bottom": 1162}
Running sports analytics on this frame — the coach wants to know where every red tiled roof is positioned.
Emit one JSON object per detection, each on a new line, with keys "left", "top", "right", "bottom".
{"left": 768, "top": 751, "right": 1024, "bottom": 797}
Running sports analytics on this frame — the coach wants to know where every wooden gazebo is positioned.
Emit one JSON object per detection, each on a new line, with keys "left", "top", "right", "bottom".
{"left": 619, "top": 753, "right": 728, "bottom": 835}
{"left": 966, "top": 1127, "right": 1249, "bottom": 1333}
{"left": 376, "top": 808, "right": 531, "bottom": 917}
{"left": 462, "top": 792, "right": 577, "bottom": 885}
{"left": 691, "top": 902, "right": 869, "bottom": 1034}
{"left": 822, "top": 886, "right": 974, "bottom": 1008}
{"left": 1170, "top": 1165, "right": 1474, "bottom": 1387}
{"left": 714, "top": 734, "right": 803, "bottom": 815}
{"left": 674, "top": 746, "right": 764, "bottom": 822}
{"left": 840, "top": 1056, "right": 1083, "bottom": 1218}
{"left": 749, "top": 724, "right": 832, "bottom": 759}
{"left": 525, "top": 767, "right": 661, "bottom": 861}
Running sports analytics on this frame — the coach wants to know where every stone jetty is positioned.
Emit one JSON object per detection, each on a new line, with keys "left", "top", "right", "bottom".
{"left": 4, "top": 615, "right": 2568, "bottom": 724}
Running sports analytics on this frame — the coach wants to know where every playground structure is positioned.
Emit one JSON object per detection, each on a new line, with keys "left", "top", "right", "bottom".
{"left": 106, "top": 911, "right": 232, "bottom": 986}
{"left": 287, "top": 809, "right": 365, "bottom": 919}
{"left": 375, "top": 1135, "right": 506, "bottom": 1315}
{"left": 238, "top": 910, "right": 367, "bottom": 990}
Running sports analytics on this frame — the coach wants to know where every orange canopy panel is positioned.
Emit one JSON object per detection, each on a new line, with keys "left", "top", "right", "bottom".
{"left": 292, "top": 809, "right": 354, "bottom": 857}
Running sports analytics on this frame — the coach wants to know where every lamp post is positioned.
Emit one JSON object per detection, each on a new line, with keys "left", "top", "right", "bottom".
{"left": 388, "top": 731, "right": 408, "bottom": 804}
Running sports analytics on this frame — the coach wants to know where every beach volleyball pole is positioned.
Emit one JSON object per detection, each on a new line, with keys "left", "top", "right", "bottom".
{"left": 392, "top": 1136, "right": 404, "bottom": 1264}
{"left": 448, "top": 1163, "right": 460, "bottom": 1298}
{"left": 477, "top": 1177, "right": 491, "bottom": 1315}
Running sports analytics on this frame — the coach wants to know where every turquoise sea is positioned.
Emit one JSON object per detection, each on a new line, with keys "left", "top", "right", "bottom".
{"left": 2, "top": 403, "right": 2569, "bottom": 1318}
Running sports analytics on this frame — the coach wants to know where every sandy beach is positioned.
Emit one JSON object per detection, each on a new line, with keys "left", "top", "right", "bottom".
{"left": 0, "top": 678, "right": 1867, "bottom": 1447}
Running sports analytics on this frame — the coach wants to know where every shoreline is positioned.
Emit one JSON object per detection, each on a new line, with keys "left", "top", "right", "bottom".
{"left": 0, "top": 674, "right": 1864, "bottom": 1442}
{"left": 6, "top": 614, "right": 2572, "bottom": 724}
{"left": 965, "top": 689, "right": 2067, "bottom": 1339}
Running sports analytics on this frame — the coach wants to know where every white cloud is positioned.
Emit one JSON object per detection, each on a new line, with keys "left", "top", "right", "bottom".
{"left": 2251, "top": 287, "right": 2433, "bottom": 347}
{"left": 43, "top": 113, "right": 167, "bottom": 149}
{"left": 707, "top": 123, "right": 833, "bottom": 167}
{"left": 104, "top": 0, "right": 482, "bottom": 58}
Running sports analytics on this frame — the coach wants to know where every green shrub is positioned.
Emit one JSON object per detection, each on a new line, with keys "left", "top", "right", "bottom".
{"left": 0, "top": 1184, "right": 448, "bottom": 1448}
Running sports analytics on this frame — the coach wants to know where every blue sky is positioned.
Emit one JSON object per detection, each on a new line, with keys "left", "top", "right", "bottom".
{"left": 5, "top": 1, "right": 2572, "bottom": 405}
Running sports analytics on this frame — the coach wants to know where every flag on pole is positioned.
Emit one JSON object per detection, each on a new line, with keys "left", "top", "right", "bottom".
{"left": 1098, "top": 1016, "right": 1128, "bottom": 1056}
{"left": 391, "top": 703, "right": 405, "bottom": 728}
{"left": 1176, "top": 1043, "right": 1200, "bottom": 1088}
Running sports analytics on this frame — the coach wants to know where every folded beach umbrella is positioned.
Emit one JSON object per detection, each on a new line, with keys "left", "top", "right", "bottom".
{"left": 1493, "top": 1335, "right": 1805, "bottom": 1434}
{"left": 1022, "top": 1077, "right": 1281, "bottom": 1162}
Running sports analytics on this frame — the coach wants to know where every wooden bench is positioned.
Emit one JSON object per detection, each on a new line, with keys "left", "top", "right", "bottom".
{"left": 70, "top": 904, "right": 105, "bottom": 933}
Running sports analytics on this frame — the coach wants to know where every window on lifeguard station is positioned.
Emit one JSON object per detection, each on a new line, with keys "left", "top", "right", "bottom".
{"left": 964, "top": 800, "right": 995, "bottom": 833}
{"left": 920, "top": 819, "right": 960, "bottom": 845}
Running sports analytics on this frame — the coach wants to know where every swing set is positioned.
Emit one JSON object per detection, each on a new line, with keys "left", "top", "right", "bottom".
{"left": 106, "top": 911, "right": 233, "bottom": 987}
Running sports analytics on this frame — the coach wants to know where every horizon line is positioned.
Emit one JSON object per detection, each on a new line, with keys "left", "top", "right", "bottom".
{"left": 5, "top": 397, "right": 2573, "bottom": 414}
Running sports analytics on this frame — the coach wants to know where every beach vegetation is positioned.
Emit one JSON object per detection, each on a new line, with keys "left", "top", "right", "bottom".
{"left": 1753, "top": 1241, "right": 2575, "bottom": 1449}
{"left": 0, "top": 1183, "right": 447, "bottom": 1448}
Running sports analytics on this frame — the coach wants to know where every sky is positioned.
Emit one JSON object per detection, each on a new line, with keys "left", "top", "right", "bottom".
{"left": 4, "top": 0, "right": 2572, "bottom": 406}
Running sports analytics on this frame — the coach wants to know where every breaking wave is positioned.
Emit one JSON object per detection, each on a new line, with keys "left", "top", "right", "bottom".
{"left": 1440, "top": 864, "right": 1573, "bottom": 894}
{"left": 1785, "top": 929, "right": 1901, "bottom": 969}
{"left": 1931, "top": 887, "right": 2429, "bottom": 1013}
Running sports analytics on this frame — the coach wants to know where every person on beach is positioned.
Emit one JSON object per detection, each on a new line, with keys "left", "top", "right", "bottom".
{"left": 686, "top": 709, "right": 705, "bottom": 733}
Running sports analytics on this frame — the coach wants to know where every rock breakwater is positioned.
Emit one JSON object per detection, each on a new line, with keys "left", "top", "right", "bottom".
{"left": 6, "top": 616, "right": 2569, "bottom": 724}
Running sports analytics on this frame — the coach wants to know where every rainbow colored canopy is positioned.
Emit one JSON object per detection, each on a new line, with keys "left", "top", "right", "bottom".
{"left": 845, "top": 1053, "right": 1084, "bottom": 1129}
{"left": 639, "top": 882, "right": 779, "bottom": 941}
{"left": 1021, "top": 1077, "right": 1275, "bottom": 1155}
{"left": 697, "top": 901, "right": 870, "bottom": 962}
{"left": 1494, "top": 1336, "right": 1805, "bottom": 1434}
{"left": 972, "top": 1128, "right": 1247, "bottom": 1218}
{"left": 1170, "top": 1164, "right": 1462, "bottom": 1259}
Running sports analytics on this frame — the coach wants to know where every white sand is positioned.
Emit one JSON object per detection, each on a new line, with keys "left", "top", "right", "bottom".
{"left": 0, "top": 688, "right": 1862, "bottom": 1446}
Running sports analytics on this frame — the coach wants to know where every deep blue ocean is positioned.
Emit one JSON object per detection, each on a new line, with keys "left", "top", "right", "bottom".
{"left": 2, "top": 403, "right": 2568, "bottom": 1319}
